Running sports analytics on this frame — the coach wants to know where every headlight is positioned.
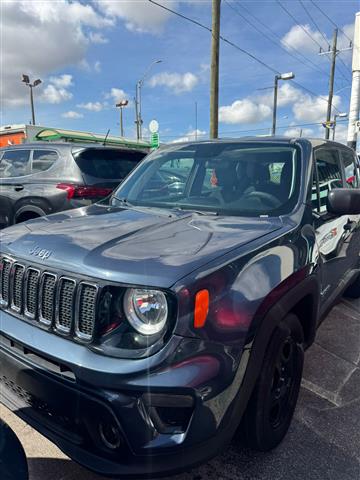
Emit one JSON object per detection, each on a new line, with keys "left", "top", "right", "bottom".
{"left": 123, "top": 288, "right": 168, "bottom": 335}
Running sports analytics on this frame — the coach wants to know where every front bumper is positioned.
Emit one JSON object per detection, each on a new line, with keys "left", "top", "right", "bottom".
{"left": 0, "top": 310, "right": 250, "bottom": 478}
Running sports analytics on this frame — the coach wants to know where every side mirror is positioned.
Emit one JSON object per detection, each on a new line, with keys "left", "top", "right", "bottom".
{"left": 327, "top": 188, "right": 360, "bottom": 215}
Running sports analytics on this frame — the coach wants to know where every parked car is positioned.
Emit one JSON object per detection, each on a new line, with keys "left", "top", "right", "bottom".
{"left": 0, "top": 137, "right": 359, "bottom": 478}
{"left": 0, "top": 142, "right": 148, "bottom": 228}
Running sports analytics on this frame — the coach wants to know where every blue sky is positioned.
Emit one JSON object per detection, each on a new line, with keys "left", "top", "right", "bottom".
{"left": 2, "top": 0, "right": 359, "bottom": 143}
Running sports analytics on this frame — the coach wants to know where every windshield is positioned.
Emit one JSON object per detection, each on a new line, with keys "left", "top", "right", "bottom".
{"left": 112, "top": 142, "right": 301, "bottom": 217}
{"left": 73, "top": 147, "right": 146, "bottom": 180}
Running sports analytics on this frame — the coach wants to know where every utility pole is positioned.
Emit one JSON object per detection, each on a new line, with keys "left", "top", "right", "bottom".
{"left": 325, "top": 29, "right": 338, "bottom": 140}
{"left": 347, "top": 12, "right": 360, "bottom": 150}
{"left": 210, "top": 0, "right": 221, "bottom": 139}
{"left": 319, "top": 29, "right": 353, "bottom": 140}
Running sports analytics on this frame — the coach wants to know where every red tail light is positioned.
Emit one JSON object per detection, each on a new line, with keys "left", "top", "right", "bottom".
{"left": 56, "top": 183, "right": 113, "bottom": 200}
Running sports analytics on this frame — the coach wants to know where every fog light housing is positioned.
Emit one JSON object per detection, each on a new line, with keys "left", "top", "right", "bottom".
{"left": 98, "top": 421, "right": 122, "bottom": 450}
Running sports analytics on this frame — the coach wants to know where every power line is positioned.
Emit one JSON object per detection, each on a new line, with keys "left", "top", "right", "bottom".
{"left": 276, "top": 0, "right": 325, "bottom": 50}
{"left": 310, "top": 0, "right": 353, "bottom": 44}
{"left": 299, "top": 0, "right": 330, "bottom": 49}
{"left": 299, "top": 0, "right": 351, "bottom": 80}
{"left": 148, "top": 0, "right": 342, "bottom": 113}
{"left": 148, "top": 0, "right": 278, "bottom": 74}
{"left": 276, "top": 0, "right": 350, "bottom": 83}
{"left": 224, "top": 0, "right": 332, "bottom": 80}
{"left": 160, "top": 119, "right": 348, "bottom": 139}
{"left": 233, "top": 0, "right": 346, "bottom": 89}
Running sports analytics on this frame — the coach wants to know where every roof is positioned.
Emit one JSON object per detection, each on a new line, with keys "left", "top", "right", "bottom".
{"left": 160, "top": 136, "right": 350, "bottom": 149}
{"left": 35, "top": 128, "right": 151, "bottom": 150}
{"left": 0, "top": 141, "right": 150, "bottom": 153}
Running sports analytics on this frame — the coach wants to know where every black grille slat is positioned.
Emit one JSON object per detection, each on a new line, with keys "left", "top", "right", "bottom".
{"left": 12, "top": 264, "right": 25, "bottom": 310}
{"left": 57, "top": 279, "right": 76, "bottom": 332}
{"left": 25, "top": 269, "right": 40, "bottom": 317}
{"left": 77, "top": 284, "right": 97, "bottom": 339}
{"left": 1, "top": 260, "right": 12, "bottom": 305}
{"left": 1, "top": 257, "right": 98, "bottom": 343}
{"left": 40, "top": 274, "right": 56, "bottom": 324}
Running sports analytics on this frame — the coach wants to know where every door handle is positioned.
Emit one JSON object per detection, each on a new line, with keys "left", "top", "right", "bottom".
{"left": 13, "top": 185, "right": 24, "bottom": 192}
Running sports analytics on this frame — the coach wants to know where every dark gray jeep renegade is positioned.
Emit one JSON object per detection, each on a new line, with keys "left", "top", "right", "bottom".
{"left": 0, "top": 137, "right": 359, "bottom": 478}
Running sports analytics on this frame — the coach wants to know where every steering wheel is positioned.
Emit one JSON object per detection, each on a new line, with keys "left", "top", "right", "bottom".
{"left": 245, "top": 191, "right": 281, "bottom": 209}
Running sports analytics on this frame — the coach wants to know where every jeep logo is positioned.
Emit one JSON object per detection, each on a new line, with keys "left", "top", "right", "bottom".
{"left": 29, "top": 246, "right": 52, "bottom": 260}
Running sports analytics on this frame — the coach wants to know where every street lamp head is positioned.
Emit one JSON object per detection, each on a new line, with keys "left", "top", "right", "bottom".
{"left": 155, "top": 60, "right": 162, "bottom": 64}
{"left": 337, "top": 112, "right": 348, "bottom": 118}
{"left": 116, "top": 99, "right": 129, "bottom": 108}
{"left": 22, "top": 74, "right": 30, "bottom": 84}
{"left": 279, "top": 72, "right": 295, "bottom": 81}
{"left": 33, "top": 79, "right": 42, "bottom": 87}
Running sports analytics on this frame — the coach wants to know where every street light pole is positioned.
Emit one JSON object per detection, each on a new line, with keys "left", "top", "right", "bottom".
{"left": 29, "top": 85, "right": 35, "bottom": 125}
{"left": 116, "top": 100, "right": 129, "bottom": 137}
{"left": 272, "top": 76, "right": 279, "bottom": 136}
{"left": 135, "top": 60, "right": 162, "bottom": 140}
{"left": 22, "top": 75, "right": 42, "bottom": 125}
{"left": 332, "top": 112, "right": 348, "bottom": 141}
{"left": 271, "top": 72, "right": 295, "bottom": 136}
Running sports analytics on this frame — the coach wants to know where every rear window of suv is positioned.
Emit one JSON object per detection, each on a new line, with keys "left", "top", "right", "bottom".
{"left": 72, "top": 148, "right": 146, "bottom": 180}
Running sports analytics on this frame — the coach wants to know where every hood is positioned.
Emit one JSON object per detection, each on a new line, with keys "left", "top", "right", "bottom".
{"left": 0, "top": 205, "right": 283, "bottom": 288}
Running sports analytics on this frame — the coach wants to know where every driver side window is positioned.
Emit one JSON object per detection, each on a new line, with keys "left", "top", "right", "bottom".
{"left": 140, "top": 157, "right": 194, "bottom": 200}
{"left": 312, "top": 148, "right": 342, "bottom": 214}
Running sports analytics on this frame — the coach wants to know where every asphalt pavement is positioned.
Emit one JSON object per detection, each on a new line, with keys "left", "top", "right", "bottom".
{"left": 1, "top": 297, "right": 359, "bottom": 480}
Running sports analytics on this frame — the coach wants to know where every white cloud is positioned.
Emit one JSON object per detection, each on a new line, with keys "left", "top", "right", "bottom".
{"left": 77, "top": 101, "right": 104, "bottom": 112}
{"left": 106, "top": 88, "right": 128, "bottom": 102}
{"left": 39, "top": 75, "right": 74, "bottom": 104}
{"left": 48, "top": 74, "right": 73, "bottom": 89}
{"left": 293, "top": 94, "right": 341, "bottom": 123}
{"left": 172, "top": 129, "right": 207, "bottom": 143}
{"left": 219, "top": 82, "right": 343, "bottom": 128}
{"left": 62, "top": 110, "right": 83, "bottom": 119}
{"left": 219, "top": 99, "right": 272, "bottom": 124}
{"left": 281, "top": 24, "right": 329, "bottom": 53}
{"left": 89, "top": 32, "right": 108, "bottom": 44}
{"left": 149, "top": 72, "right": 199, "bottom": 94}
{"left": 281, "top": 21, "right": 354, "bottom": 58}
{"left": 1, "top": 0, "right": 113, "bottom": 107}
{"left": 332, "top": 123, "right": 348, "bottom": 145}
{"left": 283, "top": 126, "right": 314, "bottom": 137}
{"left": 94, "top": 61, "right": 102, "bottom": 73}
{"left": 96, "top": 0, "right": 178, "bottom": 33}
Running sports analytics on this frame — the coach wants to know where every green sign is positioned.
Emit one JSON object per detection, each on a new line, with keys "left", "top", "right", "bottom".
{"left": 151, "top": 132, "right": 159, "bottom": 148}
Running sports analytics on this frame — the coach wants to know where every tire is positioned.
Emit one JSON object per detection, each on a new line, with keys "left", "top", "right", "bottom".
{"left": 0, "top": 419, "right": 28, "bottom": 480}
{"left": 344, "top": 274, "right": 360, "bottom": 299}
{"left": 242, "top": 313, "right": 304, "bottom": 451}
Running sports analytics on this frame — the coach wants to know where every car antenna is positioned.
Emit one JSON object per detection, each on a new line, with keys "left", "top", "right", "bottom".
{"left": 103, "top": 129, "right": 110, "bottom": 146}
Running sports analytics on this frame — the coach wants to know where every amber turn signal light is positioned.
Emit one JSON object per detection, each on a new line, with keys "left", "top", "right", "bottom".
{"left": 194, "top": 289, "right": 209, "bottom": 328}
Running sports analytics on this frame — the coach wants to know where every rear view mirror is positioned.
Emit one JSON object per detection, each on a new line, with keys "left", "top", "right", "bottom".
{"left": 327, "top": 188, "right": 360, "bottom": 215}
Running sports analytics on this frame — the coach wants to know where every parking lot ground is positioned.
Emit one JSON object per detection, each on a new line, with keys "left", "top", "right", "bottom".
{"left": 1, "top": 297, "right": 359, "bottom": 480}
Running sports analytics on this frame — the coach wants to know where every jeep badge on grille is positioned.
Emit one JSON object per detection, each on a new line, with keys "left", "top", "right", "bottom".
{"left": 29, "top": 246, "right": 52, "bottom": 260}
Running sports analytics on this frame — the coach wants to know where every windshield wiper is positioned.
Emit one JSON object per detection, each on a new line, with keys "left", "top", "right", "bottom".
{"left": 171, "top": 206, "right": 219, "bottom": 216}
{"left": 111, "top": 197, "right": 174, "bottom": 217}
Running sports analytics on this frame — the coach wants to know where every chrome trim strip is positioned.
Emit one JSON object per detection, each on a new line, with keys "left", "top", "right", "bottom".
{"left": 10, "top": 263, "right": 25, "bottom": 313}
{"left": 0, "top": 258, "right": 13, "bottom": 308}
{"left": 74, "top": 282, "right": 99, "bottom": 342}
{"left": 39, "top": 272, "right": 57, "bottom": 326}
{"left": 24, "top": 267, "right": 41, "bottom": 319}
{"left": 55, "top": 276, "right": 77, "bottom": 334}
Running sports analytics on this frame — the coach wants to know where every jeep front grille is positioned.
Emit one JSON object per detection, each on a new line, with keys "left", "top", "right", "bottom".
{"left": 0, "top": 257, "right": 98, "bottom": 342}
